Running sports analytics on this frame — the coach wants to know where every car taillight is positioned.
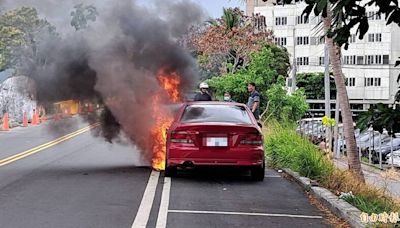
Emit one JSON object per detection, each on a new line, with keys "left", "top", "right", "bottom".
{"left": 240, "top": 134, "right": 263, "bottom": 145}
{"left": 170, "top": 131, "right": 196, "bottom": 144}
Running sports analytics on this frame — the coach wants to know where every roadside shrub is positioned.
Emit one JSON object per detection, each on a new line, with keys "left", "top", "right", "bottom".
{"left": 264, "top": 121, "right": 400, "bottom": 216}
{"left": 342, "top": 195, "right": 394, "bottom": 215}
{"left": 322, "top": 169, "right": 400, "bottom": 214}
{"left": 264, "top": 120, "right": 334, "bottom": 180}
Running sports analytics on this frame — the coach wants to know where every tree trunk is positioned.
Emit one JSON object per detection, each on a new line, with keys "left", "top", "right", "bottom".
{"left": 323, "top": 8, "right": 364, "bottom": 181}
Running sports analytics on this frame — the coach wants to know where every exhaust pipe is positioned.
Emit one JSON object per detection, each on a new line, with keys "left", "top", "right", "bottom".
{"left": 181, "top": 161, "right": 194, "bottom": 168}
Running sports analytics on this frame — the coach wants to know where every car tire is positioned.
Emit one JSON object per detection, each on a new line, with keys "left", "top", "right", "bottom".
{"left": 251, "top": 161, "right": 265, "bottom": 181}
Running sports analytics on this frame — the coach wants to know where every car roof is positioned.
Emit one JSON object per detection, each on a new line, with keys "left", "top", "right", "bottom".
{"left": 184, "top": 101, "right": 247, "bottom": 107}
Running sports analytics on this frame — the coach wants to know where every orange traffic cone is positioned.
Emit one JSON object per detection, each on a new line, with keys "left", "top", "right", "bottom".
{"left": 23, "top": 112, "right": 28, "bottom": 127}
{"left": 1, "top": 113, "right": 10, "bottom": 131}
{"left": 32, "top": 111, "right": 38, "bottom": 125}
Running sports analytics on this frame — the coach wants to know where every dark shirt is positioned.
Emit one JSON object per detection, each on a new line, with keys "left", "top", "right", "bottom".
{"left": 247, "top": 90, "right": 260, "bottom": 120}
{"left": 194, "top": 92, "right": 212, "bottom": 101}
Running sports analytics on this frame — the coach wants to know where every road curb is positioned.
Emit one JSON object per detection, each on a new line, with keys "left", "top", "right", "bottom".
{"left": 282, "top": 168, "right": 365, "bottom": 228}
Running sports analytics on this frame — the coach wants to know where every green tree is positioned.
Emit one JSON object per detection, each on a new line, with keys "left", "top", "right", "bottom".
{"left": 0, "top": 7, "right": 58, "bottom": 71}
{"left": 70, "top": 3, "right": 98, "bottom": 31}
{"left": 264, "top": 76, "right": 309, "bottom": 122}
{"left": 296, "top": 72, "right": 336, "bottom": 100}
{"left": 207, "top": 43, "right": 290, "bottom": 111}
{"left": 358, "top": 103, "right": 400, "bottom": 136}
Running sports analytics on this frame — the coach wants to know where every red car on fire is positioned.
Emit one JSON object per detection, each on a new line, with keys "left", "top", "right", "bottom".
{"left": 165, "top": 102, "right": 265, "bottom": 181}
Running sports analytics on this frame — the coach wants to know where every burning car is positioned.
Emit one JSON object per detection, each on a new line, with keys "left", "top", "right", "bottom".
{"left": 164, "top": 102, "right": 265, "bottom": 181}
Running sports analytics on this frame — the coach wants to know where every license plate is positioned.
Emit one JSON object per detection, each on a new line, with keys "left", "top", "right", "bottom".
{"left": 206, "top": 137, "right": 228, "bottom": 147}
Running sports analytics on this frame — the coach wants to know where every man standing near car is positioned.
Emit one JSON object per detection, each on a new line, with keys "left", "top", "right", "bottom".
{"left": 194, "top": 82, "right": 212, "bottom": 101}
{"left": 247, "top": 82, "right": 260, "bottom": 120}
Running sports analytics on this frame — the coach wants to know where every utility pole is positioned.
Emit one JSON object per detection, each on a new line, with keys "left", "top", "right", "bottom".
{"left": 324, "top": 43, "right": 331, "bottom": 151}
{"left": 324, "top": 45, "right": 331, "bottom": 117}
{"left": 291, "top": 27, "right": 296, "bottom": 94}
{"left": 333, "top": 93, "right": 340, "bottom": 158}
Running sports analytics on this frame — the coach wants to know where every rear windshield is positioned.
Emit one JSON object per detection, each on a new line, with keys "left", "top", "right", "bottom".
{"left": 180, "top": 104, "right": 252, "bottom": 124}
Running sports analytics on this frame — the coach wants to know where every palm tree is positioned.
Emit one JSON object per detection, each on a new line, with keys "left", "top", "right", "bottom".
{"left": 323, "top": 6, "right": 364, "bottom": 181}
{"left": 222, "top": 8, "right": 240, "bottom": 30}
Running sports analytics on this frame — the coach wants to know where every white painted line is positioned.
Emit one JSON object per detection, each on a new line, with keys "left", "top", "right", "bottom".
{"left": 156, "top": 177, "right": 171, "bottom": 228}
{"left": 264, "top": 175, "right": 281, "bottom": 178}
{"left": 168, "top": 210, "right": 323, "bottom": 219}
{"left": 132, "top": 170, "right": 160, "bottom": 228}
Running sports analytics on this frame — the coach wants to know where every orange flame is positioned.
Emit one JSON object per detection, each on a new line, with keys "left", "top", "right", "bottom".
{"left": 151, "top": 70, "right": 181, "bottom": 171}
{"left": 157, "top": 72, "right": 181, "bottom": 102}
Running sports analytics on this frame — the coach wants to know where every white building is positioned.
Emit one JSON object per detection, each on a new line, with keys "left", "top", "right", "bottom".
{"left": 249, "top": 0, "right": 400, "bottom": 115}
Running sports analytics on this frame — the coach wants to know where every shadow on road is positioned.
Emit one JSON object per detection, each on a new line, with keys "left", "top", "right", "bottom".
{"left": 168, "top": 166, "right": 260, "bottom": 183}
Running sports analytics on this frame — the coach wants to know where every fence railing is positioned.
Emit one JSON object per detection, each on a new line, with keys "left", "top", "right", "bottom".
{"left": 297, "top": 119, "right": 400, "bottom": 169}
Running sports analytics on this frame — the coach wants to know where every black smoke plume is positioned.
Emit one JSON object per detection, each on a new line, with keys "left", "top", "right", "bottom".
{"left": 3, "top": 0, "right": 204, "bottom": 162}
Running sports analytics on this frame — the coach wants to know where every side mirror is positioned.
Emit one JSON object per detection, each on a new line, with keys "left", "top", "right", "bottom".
{"left": 257, "top": 122, "right": 263, "bottom": 129}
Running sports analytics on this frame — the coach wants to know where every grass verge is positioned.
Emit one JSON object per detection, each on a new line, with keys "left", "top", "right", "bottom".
{"left": 264, "top": 120, "right": 400, "bottom": 218}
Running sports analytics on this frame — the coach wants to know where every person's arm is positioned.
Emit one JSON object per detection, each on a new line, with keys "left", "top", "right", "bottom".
{"left": 252, "top": 102, "right": 259, "bottom": 112}
{"left": 252, "top": 94, "right": 260, "bottom": 112}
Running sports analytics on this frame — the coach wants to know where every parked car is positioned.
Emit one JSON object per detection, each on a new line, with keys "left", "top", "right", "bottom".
{"left": 385, "top": 149, "right": 400, "bottom": 166}
{"left": 371, "top": 138, "right": 400, "bottom": 164}
{"left": 165, "top": 102, "right": 265, "bottom": 181}
{"left": 359, "top": 134, "right": 390, "bottom": 156}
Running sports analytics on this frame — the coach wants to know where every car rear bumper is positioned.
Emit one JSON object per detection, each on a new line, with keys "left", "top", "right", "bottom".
{"left": 167, "top": 158, "right": 263, "bottom": 166}
{"left": 166, "top": 147, "right": 264, "bottom": 167}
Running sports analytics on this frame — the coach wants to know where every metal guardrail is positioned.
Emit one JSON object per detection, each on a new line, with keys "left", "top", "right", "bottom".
{"left": 298, "top": 119, "right": 400, "bottom": 169}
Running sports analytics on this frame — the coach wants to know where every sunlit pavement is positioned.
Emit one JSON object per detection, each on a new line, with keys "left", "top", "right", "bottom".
{"left": 0, "top": 117, "right": 333, "bottom": 228}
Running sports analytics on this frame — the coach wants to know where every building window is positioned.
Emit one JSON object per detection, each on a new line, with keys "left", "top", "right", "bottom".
{"left": 350, "top": 55, "right": 356, "bottom": 65}
{"left": 304, "top": 57, "right": 309, "bottom": 65}
{"left": 319, "top": 57, "right": 324, "bottom": 65}
{"left": 365, "top": 78, "right": 373, "bottom": 86}
{"left": 343, "top": 55, "right": 356, "bottom": 65}
{"left": 274, "top": 37, "right": 287, "bottom": 46}
{"left": 367, "top": 11, "right": 374, "bottom": 19}
{"left": 350, "top": 104, "right": 364, "bottom": 110}
{"left": 296, "top": 57, "right": 309, "bottom": 66}
{"left": 376, "top": 33, "right": 382, "bottom": 42}
{"left": 374, "top": 78, "right": 381, "bottom": 86}
{"left": 368, "top": 33, "right": 381, "bottom": 42}
{"left": 296, "top": 36, "right": 309, "bottom": 45}
{"left": 368, "top": 11, "right": 381, "bottom": 20}
{"left": 275, "top": 17, "right": 287, "bottom": 26}
{"left": 347, "top": 78, "right": 356, "bottom": 87}
{"left": 375, "top": 55, "right": 382, "bottom": 64}
{"left": 357, "top": 56, "right": 364, "bottom": 65}
{"left": 366, "top": 55, "right": 374, "bottom": 64}
{"left": 349, "top": 34, "right": 356, "bottom": 43}
{"left": 368, "top": 34, "right": 375, "bottom": 42}
{"left": 365, "top": 78, "right": 381, "bottom": 87}
{"left": 383, "top": 55, "right": 389, "bottom": 64}
{"left": 296, "top": 15, "right": 309, "bottom": 24}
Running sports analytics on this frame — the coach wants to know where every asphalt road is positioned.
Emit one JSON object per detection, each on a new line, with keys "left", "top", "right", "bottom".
{"left": 0, "top": 117, "right": 334, "bottom": 228}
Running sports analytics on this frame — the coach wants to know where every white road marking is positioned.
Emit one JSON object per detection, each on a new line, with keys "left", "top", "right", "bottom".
{"left": 156, "top": 177, "right": 171, "bottom": 228}
{"left": 131, "top": 170, "right": 160, "bottom": 228}
{"left": 264, "top": 175, "right": 281, "bottom": 178}
{"left": 168, "top": 210, "right": 323, "bottom": 219}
